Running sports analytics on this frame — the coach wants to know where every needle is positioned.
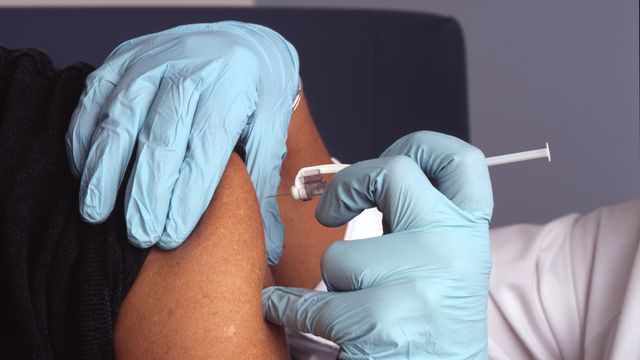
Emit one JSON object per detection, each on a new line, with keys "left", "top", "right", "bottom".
{"left": 264, "top": 193, "right": 291, "bottom": 198}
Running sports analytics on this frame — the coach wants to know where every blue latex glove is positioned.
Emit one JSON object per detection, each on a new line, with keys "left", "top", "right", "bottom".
{"left": 262, "top": 131, "right": 494, "bottom": 359}
{"left": 65, "top": 21, "right": 300, "bottom": 263}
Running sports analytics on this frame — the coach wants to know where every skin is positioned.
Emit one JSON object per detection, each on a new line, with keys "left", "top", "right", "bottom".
{"left": 114, "top": 90, "right": 346, "bottom": 358}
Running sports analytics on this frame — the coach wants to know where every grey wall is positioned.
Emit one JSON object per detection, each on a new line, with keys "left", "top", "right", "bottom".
{"left": 0, "top": 0, "right": 252, "bottom": 5}
{"left": 258, "top": 0, "right": 640, "bottom": 227}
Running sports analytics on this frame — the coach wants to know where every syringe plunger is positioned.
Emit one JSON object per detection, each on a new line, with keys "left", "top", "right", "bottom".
{"left": 486, "top": 142, "right": 551, "bottom": 166}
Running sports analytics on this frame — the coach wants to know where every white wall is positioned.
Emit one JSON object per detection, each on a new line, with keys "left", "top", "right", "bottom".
{"left": 258, "top": 0, "right": 640, "bottom": 226}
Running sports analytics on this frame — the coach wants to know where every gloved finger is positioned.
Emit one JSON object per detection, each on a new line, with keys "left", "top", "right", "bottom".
{"left": 65, "top": 38, "right": 154, "bottom": 178}
{"left": 123, "top": 74, "right": 201, "bottom": 247}
{"left": 320, "top": 235, "right": 398, "bottom": 292}
{"left": 316, "top": 155, "right": 453, "bottom": 233}
{"left": 243, "top": 106, "right": 292, "bottom": 265}
{"left": 380, "top": 131, "right": 493, "bottom": 222}
{"left": 321, "top": 228, "right": 489, "bottom": 293}
{"left": 78, "top": 70, "right": 163, "bottom": 223}
{"left": 65, "top": 69, "right": 118, "bottom": 177}
{"left": 240, "top": 36, "right": 299, "bottom": 265}
{"left": 157, "top": 63, "right": 258, "bottom": 249}
{"left": 262, "top": 286, "right": 338, "bottom": 341}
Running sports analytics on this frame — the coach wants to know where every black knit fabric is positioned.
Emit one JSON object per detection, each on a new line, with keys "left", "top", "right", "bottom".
{"left": 0, "top": 46, "right": 149, "bottom": 359}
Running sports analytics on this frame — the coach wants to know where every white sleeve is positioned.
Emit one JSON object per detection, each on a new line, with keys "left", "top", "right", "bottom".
{"left": 488, "top": 198, "right": 640, "bottom": 360}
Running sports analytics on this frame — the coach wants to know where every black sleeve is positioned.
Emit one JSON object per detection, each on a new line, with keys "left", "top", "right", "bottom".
{"left": 0, "top": 46, "right": 148, "bottom": 360}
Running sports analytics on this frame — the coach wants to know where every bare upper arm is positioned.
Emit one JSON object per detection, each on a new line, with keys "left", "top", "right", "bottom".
{"left": 114, "top": 153, "right": 287, "bottom": 359}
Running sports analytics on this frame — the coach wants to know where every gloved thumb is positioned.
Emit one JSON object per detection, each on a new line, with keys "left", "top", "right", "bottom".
{"left": 262, "top": 286, "right": 335, "bottom": 340}
{"left": 380, "top": 131, "right": 493, "bottom": 222}
{"left": 316, "top": 156, "right": 448, "bottom": 233}
{"left": 242, "top": 112, "right": 290, "bottom": 265}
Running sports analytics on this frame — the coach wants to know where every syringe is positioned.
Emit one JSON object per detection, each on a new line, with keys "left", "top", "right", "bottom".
{"left": 266, "top": 143, "right": 551, "bottom": 201}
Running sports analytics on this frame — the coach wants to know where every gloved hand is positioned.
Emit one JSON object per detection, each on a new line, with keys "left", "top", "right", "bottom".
{"left": 262, "top": 131, "right": 494, "bottom": 359}
{"left": 65, "top": 21, "right": 299, "bottom": 263}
